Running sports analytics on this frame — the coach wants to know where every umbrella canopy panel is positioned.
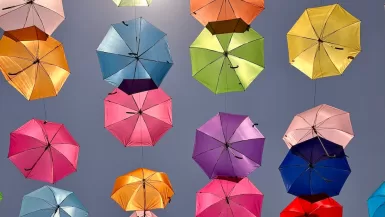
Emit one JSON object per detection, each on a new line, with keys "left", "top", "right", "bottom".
{"left": 281, "top": 197, "right": 343, "bottom": 217}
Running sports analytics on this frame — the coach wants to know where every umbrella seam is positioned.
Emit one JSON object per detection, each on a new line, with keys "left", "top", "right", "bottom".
{"left": 226, "top": 116, "right": 249, "bottom": 142}
{"left": 32, "top": 5, "right": 46, "bottom": 32}
{"left": 20, "top": 207, "right": 55, "bottom": 217}
{"left": 22, "top": 4, "right": 32, "bottom": 28}
{"left": 143, "top": 100, "right": 172, "bottom": 122}
{"left": 40, "top": 60, "right": 70, "bottom": 74}
{"left": 197, "top": 129, "right": 226, "bottom": 144}
{"left": 322, "top": 21, "right": 361, "bottom": 44}
{"left": 193, "top": 56, "right": 224, "bottom": 78}
{"left": 140, "top": 114, "right": 154, "bottom": 145}
{"left": 229, "top": 195, "right": 262, "bottom": 217}
{"left": 48, "top": 124, "right": 64, "bottom": 144}
{"left": 190, "top": 46, "right": 224, "bottom": 54}
{"left": 111, "top": 26, "right": 135, "bottom": 53}
{"left": 191, "top": 0, "right": 217, "bottom": 14}
{"left": 226, "top": 148, "right": 237, "bottom": 178}
{"left": 228, "top": 37, "right": 264, "bottom": 53}
{"left": 50, "top": 145, "right": 78, "bottom": 172}
{"left": 239, "top": 0, "right": 264, "bottom": 8}
{"left": 305, "top": 10, "right": 321, "bottom": 39}
{"left": 139, "top": 57, "right": 173, "bottom": 64}
{"left": 209, "top": 148, "right": 227, "bottom": 178}
{"left": 214, "top": 57, "right": 226, "bottom": 93}
{"left": 319, "top": 43, "right": 342, "bottom": 76}
{"left": 138, "top": 35, "right": 167, "bottom": 58}
{"left": 34, "top": 3, "right": 65, "bottom": 18}
{"left": 215, "top": 0, "right": 226, "bottom": 22}
{"left": 229, "top": 145, "right": 261, "bottom": 165}
{"left": 39, "top": 63, "right": 59, "bottom": 95}
{"left": 23, "top": 195, "right": 56, "bottom": 207}
{"left": 39, "top": 44, "right": 62, "bottom": 61}
{"left": 289, "top": 42, "right": 319, "bottom": 65}
{"left": 193, "top": 146, "right": 223, "bottom": 158}
{"left": 104, "top": 109, "right": 139, "bottom": 128}
{"left": 319, "top": 5, "right": 338, "bottom": 39}
{"left": 0, "top": 4, "right": 28, "bottom": 18}
{"left": 8, "top": 145, "right": 46, "bottom": 158}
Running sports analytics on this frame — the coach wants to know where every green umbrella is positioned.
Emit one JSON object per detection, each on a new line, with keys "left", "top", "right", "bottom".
{"left": 0, "top": 192, "right": 2, "bottom": 202}
{"left": 190, "top": 28, "right": 264, "bottom": 94}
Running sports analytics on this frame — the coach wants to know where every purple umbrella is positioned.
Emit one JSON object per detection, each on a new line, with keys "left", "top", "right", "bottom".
{"left": 193, "top": 112, "right": 265, "bottom": 179}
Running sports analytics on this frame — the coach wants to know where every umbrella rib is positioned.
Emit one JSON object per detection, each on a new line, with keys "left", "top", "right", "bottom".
{"left": 104, "top": 99, "right": 137, "bottom": 113}
{"left": 139, "top": 57, "right": 172, "bottom": 64}
{"left": 24, "top": 195, "right": 57, "bottom": 207}
{"left": 138, "top": 35, "right": 167, "bottom": 58}
{"left": 8, "top": 145, "right": 46, "bottom": 158}
{"left": 140, "top": 114, "right": 154, "bottom": 145}
{"left": 239, "top": 0, "right": 264, "bottom": 8}
{"left": 111, "top": 26, "right": 136, "bottom": 53}
{"left": 214, "top": 57, "right": 226, "bottom": 93}
{"left": 193, "top": 56, "right": 224, "bottom": 78}
{"left": 228, "top": 37, "right": 264, "bottom": 52}
{"left": 209, "top": 148, "right": 227, "bottom": 178}
{"left": 50, "top": 145, "right": 77, "bottom": 171}
{"left": 32, "top": 5, "right": 46, "bottom": 32}
{"left": 20, "top": 208, "right": 56, "bottom": 217}
{"left": 224, "top": 116, "right": 247, "bottom": 143}
{"left": 0, "top": 4, "right": 28, "bottom": 18}
{"left": 229, "top": 146, "right": 259, "bottom": 164}
{"left": 323, "top": 40, "right": 360, "bottom": 51}
{"left": 105, "top": 114, "right": 139, "bottom": 133}
{"left": 305, "top": 10, "right": 322, "bottom": 39}
{"left": 229, "top": 196, "right": 261, "bottom": 217}
{"left": 191, "top": 0, "right": 217, "bottom": 14}
{"left": 289, "top": 41, "right": 319, "bottom": 64}
{"left": 39, "top": 64, "right": 59, "bottom": 95}
{"left": 226, "top": 148, "right": 237, "bottom": 177}
{"left": 22, "top": 4, "right": 32, "bottom": 28}
{"left": 227, "top": 0, "right": 237, "bottom": 19}
{"left": 285, "top": 168, "right": 310, "bottom": 194}
{"left": 226, "top": 56, "right": 246, "bottom": 91}
{"left": 39, "top": 44, "right": 61, "bottom": 60}
{"left": 146, "top": 182, "right": 167, "bottom": 206}
{"left": 287, "top": 33, "right": 317, "bottom": 41}
{"left": 313, "top": 104, "right": 325, "bottom": 126}
{"left": 97, "top": 50, "right": 132, "bottom": 58}
{"left": 319, "top": 5, "right": 338, "bottom": 39}
{"left": 215, "top": 0, "right": 225, "bottom": 21}
{"left": 34, "top": 3, "right": 65, "bottom": 18}
{"left": 40, "top": 61, "right": 69, "bottom": 73}
{"left": 320, "top": 43, "right": 342, "bottom": 75}
{"left": 190, "top": 46, "right": 224, "bottom": 54}
{"left": 316, "top": 127, "right": 352, "bottom": 136}
{"left": 48, "top": 147, "right": 55, "bottom": 183}
{"left": 197, "top": 129, "right": 225, "bottom": 144}
{"left": 193, "top": 146, "right": 223, "bottom": 158}
{"left": 141, "top": 98, "right": 171, "bottom": 114}
{"left": 279, "top": 164, "right": 307, "bottom": 169}
{"left": 316, "top": 165, "right": 351, "bottom": 172}
{"left": 143, "top": 110, "right": 172, "bottom": 126}
{"left": 2, "top": 55, "right": 33, "bottom": 62}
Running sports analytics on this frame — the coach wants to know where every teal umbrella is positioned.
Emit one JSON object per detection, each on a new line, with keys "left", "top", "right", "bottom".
{"left": 368, "top": 182, "right": 385, "bottom": 217}
{"left": 20, "top": 186, "right": 88, "bottom": 217}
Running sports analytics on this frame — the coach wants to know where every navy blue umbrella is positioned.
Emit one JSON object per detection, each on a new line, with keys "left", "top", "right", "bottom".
{"left": 279, "top": 137, "right": 351, "bottom": 197}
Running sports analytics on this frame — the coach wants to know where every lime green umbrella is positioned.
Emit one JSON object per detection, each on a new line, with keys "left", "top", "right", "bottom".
{"left": 0, "top": 192, "right": 2, "bottom": 202}
{"left": 190, "top": 28, "right": 264, "bottom": 94}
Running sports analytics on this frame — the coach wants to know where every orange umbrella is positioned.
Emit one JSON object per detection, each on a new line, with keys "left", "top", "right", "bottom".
{"left": 111, "top": 168, "right": 174, "bottom": 211}
{"left": 191, "top": 0, "right": 264, "bottom": 33}
{"left": 0, "top": 27, "right": 69, "bottom": 100}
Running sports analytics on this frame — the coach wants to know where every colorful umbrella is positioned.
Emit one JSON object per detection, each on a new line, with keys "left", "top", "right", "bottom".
{"left": 3, "top": 26, "right": 48, "bottom": 41}
{"left": 0, "top": 0, "right": 65, "bottom": 35}
{"left": 0, "top": 192, "right": 2, "bottom": 202}
{"left": 287, "top": 4, "right": 361, "bottom": 79}
{"left": 8, "top": 119, "right": 79, "bottom": 184}
{"left": 105, "top": 88, "right": 172, "bottom": 147}
{"left": 193, "top": 112, "right": 265, "bottom": 179}
{"left": 190, "top": 28, "right": 264, "bottom": 94}
{"left": 279, "top": 139, "right": 350, "bottom": 197}
{"left": 283, "top": 104, "right": 354, "bottom": 154}
{"left": 111, "top": 168, "right": 174, "bottom": 211}
{"left": 97, "top": 18, "right": 173, "bottom": 95}
{"left": 0, "top": 31, "right": 70, "bottom": 100}
{"left": 113, "top": 0, "right": 152, "bottom": 6}
{"left": 196, "top": 177, "right": 263, "bottom": 217}
{"left": 281, "top": 197, "right": 342, "bottom": 217}
{"left": 205, "top": 18, "right": 250, "bottom": 35}
{"left": 130, "top": 211, "right": 157, "bottom": 217}
{"left": 368, "top": 182, "right": 385, "bottom": 217}
{"left": 190, "top": 0, "right": 264, "bottom": 28}
{"left": 20, "top": 186, "right": 88, "bottom": 217}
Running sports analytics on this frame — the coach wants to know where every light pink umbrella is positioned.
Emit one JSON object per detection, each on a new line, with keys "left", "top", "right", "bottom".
{"left": 283, "top": 104, "right": 354, "bottom": 149}
{"left": 196, "top": 178, "right": 263, "bottom": 217}
{"left": 0, "top": 0, "right": 65, "bottom": 35}
{"left": 8, "top": 119, "right": 79, "bottom": 183}
{"left": 130, "top": 211, "right": 157, "bottom": 217}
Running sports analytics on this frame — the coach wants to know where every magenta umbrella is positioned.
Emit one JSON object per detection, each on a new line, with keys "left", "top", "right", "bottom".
{"left": 192, "top": 112, "right": 265, "bottom": 179}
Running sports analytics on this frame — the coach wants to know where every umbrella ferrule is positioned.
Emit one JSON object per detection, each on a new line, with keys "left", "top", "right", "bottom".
{"left": 225, "top": 197, "right": 229, "bottom": 204}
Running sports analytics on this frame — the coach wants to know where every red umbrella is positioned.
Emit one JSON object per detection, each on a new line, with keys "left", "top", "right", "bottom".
{"left": 280, "top": 197, "right": 342, "bottom": 217}
{"left": 104, "top": 88, "right": 173, "bottom": 147}
{"left": 8, "top": 119, "right": 79, "bottom": 184}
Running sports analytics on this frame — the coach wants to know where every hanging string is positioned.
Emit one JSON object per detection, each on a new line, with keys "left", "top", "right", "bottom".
{"left": 313, "top": 80, "right": 317, "bottom": 107}
{"left": 43, "top": 99, "right": 47, "bottom": 121}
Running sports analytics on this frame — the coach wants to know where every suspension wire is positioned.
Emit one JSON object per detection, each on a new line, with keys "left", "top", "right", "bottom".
{"left": 43, "top": 99, "right": 48, "bottom": 121}
{"left": 313, "top": 80, "right": 317, "bottom": 107}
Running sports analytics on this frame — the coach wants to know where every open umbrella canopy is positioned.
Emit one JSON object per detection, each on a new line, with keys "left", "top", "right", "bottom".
{"left": 113, "top": 0, "right": 152, "bottom": 6}
{"left": 111, "top": 168, "right": 174, "bottom": 211}
{"left": 284, "top": 104, "right": 354, "bottom": 149}
{"left": 8, "top": 119, "right": 79, "bottom": 184}
{"left": 0, "top": 0, "right": 65, "bottom": 35}
{"left": 196, "top": 177, "right": 263, "bottom": 217}
{"left": 279, "top": 139, "right": 351, "bottom": 198}
{"left": 0, "top": 30, "right": 70, "bottom": 100}
{"left": 281, "top": 197, "right": 342, "bottom": 217}
{"left": 190, "top": 28, "right": 264, "bottom": 94}
{"left": 3, "top": 26, "right": 49, "bottom": 41}
{"left": 130, "top": 211, "right": 157, "bottom": 217}
{"left": 104, "top": 88, "right": 172, "bottom": 147}
{"left": 190, "top": 0, "right": 264, "bottom": 28}
{"left": 193, "top": 112, "right": 265, "bottom": 179}
{"left": 368, "top": 182, "right": 385, "bottom": 217}
{"left": 20, "top": 186, "right": 88, "bottom": 217}
{"left": 97, "top": 18, "right": 173, "bottom": 95}
{"left": 287, "top": 4, "right": 361, "bottom": 79}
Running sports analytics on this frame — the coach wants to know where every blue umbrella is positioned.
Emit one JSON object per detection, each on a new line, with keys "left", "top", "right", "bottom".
{"left": 279, "top": 137, "right": 351, "bottom": 197}
{"left": 368, "top": 182, "right": 385, "bottom": 217}
{"left": 96, "top": 17, "right": 173, "bottom": 95}
{"left": 20, "top": 186, "right": 88, "bottom": 217}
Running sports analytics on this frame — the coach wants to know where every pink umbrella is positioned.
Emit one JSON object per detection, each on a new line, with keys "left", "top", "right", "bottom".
{"left": 130, "top": 211, "right": 157, "bottom": 217}
{"left": 0, "top": 0, "right": 65, "bottom": 35}
{"left": 104, "top": 88, "right": 172, "bottom": 147}
{"left": 8, "top": 119, "right": 79, "bottom": 183}
{"left": 196, "top": 178, "right": 263, "bottom": 217}
{"left": 283, "top": 104, "right": 354, "bottom": 149}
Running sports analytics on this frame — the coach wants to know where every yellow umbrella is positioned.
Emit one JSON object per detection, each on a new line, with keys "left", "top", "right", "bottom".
{"left": 0, "top": 28, "right": 70, "bottom": 100}
{"left": 287, "top": 4, "right": 361, "bottom": 79}
{"left": 111, "top": 168, "right": 174, "bottom": 211}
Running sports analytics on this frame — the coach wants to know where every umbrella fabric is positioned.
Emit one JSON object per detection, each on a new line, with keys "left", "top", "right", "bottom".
{"left": 113, "top": 0, "right": 152, "bottom": 6}
{"left": 281, "top": 197, "right": 342, "bottom": 217}
{"left": 104, "top": 88, "right": 172, "bottom": 147}
{"left": 368, "top": 182, "right": 385, "bottom": 217}
{"left": 20, "top": 186, "right": 88, "bottom": 217}
{"left": 111, "top": 168, "right": 174, "bottom": 211}
{"left": 279, "top": 139, "right": 351, "bottom": 197}
{"left": 0, "top": 0, "right": 65, "bottom": 35}
{"left": 0, "top": 32, "right": 70, "bottom": 100}
{"left": 8, "top": 119, "right": 79, "bottom": 184}
{"left": 206, "top": 18, "right": 250, "bottom": 35}
{"left": 190, "top": 0, "right": 264, "bottom": 27}
{"left": 3, "top": 26, "right": 49, "bottom": 41}
{"left": 196, "top": 177, "right": 263, "bottom": 217}
{"left": 193, "top": 112, "right": 265, "bottom": 179}
{"left": 0, "top": 192, "right": 2, "bottom": 202}
{"left": 283, "top": 104, "right": 354, "bottom": 149}
{"left": 97, "top": 18, "right": 173, "bottom": 95}
{"left": 190, "top": 28, "right": 264, "bottom": 94}
{"left": 287, "top": 4, "right": 361, "bottom": 79}
{"left": 130, "top": 211, "right": 157, "bottom": 217}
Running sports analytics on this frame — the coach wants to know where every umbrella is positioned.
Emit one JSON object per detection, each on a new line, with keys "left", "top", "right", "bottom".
{"left": 281, "top": 197, "right": 342, "bottom": 217}
{"left": 0, "top": 192, "right": 2, "bottom": 202}
{"left": 20, "top": 186, "right": 88, "bottom": 217}
{"left": 130, "top": 211, "right": 157, "bottom": 217}
{"left": 368, "top": 182, "right": 385, "bottom": 217}
{"left": 196, "top": 177, "right": 263, "bottom": 217}
{"left": 279, "top": 139, "right": 351, "bottom": 198}
{"left": 8, "top": 119, "right": 79, "bottom": 184}
{"left": 287, "top": 4, "right": 361, "bottom": 79}
{"left": 0, "top": 31, "right": 70, "bottom": 100}
{"left": 190, "top": 28, "right": 264, "bottom": 94}
{"left": 97, "top": 18, "right": 173, "bottom": 95}
{"left": 0, "top": 0, "right": 65, "bottom": 35}
{"left": 113, "top": 0, "right": 152, "bottom": 6}
{"left": 190, "top": 0, "right": 264, "bottom": 29}
{"left": 283, "top": 104, "right": 354, "bottom": 156}
{"left": 104, "top": 88, "right": 172, "bottom": 147}
{"left": 111, "top": 168, "right": 174, "bottom": 211}
{"left": 205, "top": 18, "right": 250, "bottom": 35}
{"left": 193, "top": 112, "right": 265, "bottom": 179}
{"left": 3, "top": 26, "right": 48, "bottom": 41}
